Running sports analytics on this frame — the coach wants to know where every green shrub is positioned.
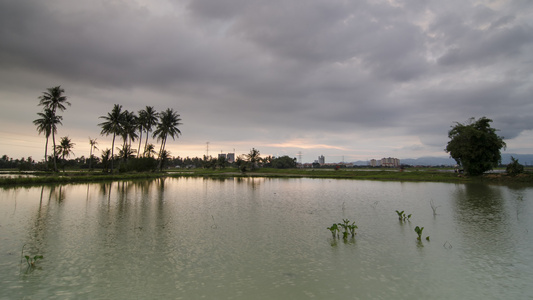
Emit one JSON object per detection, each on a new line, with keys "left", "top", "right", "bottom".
{"left": 125, "top": 157, "right": 158, "bottom": 172}
{"left": 506, "top": 156, "right": 524, "bottom": 176}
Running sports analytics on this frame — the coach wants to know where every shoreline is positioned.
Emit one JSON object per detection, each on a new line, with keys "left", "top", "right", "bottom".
{"left": 1, "top": 168, "right": 532, "bottom": 187}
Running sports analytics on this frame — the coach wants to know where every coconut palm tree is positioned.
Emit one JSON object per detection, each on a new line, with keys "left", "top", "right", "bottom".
{"left": 159, "top": 149, "right": 172, "bottom": 169}
{"left": 119, "top": 110, "right": 138, "bottom": 161}
{"left": 88, "top": 137, "right": 99, "bottom": 171}
{"left": 246, "top": 148, "right": 261, "bottom": 170}
{"left": 139, "top": 106, "right": 158, "bottom": 157}
{"left": 56, "top": 136, "right": 75, "bottom": 172}
{"left": 33, "top": 108, "right": 62, "bottom": 169}
{"left": 153, "top": 108, "right": 182, "bottom": 171}
{"left": 98, "top": 104, "right": 124, "bottom": 172}
{"left": 136, "top": 109, "right": 146, "bottom": 158}
{"left": 38, "top": 86, "right": 70, "bottom": 172}
{"left": 144, "top": 143, "right": 157, "bottom": 158}
{"left": 101, "top": 148, "right": 111, "bottom": 173}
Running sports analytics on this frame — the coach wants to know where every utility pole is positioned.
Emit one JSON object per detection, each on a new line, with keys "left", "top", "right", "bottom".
{"left": 206, "top": 142, "right": 209, "bottom": 158}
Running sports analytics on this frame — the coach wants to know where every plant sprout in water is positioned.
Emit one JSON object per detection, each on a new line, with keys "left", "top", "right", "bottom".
{"left": 414, "top": 226, "right": 430, "bottom": 241}
{"left": 327, "top": 223, "right": 340, "bottom": 238}
{"left": 396, "top": 210, "right": 411, "bottom": 222}
{"left": 328, "top": 219, "right": 357, "bottom": 240}
{"left": 25, "top": 255, "right": 44, "bottom": 268}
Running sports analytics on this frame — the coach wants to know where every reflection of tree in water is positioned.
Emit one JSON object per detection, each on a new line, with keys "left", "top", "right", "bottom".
{"left": 235, "top": 177, "right": 265, "bottom": 189}
{"left": 25, "top": 186, "right": 55, "bottom": 264}
{"left": 91, "top": 177, "right": 176, "bottom": 286}
{"left": 95, "top": 178, "right": 169, "bottom": 240}
{"left": 452, "top": 183, "right": 508, "bottom": 242}
{"left": 48, "top": 185, "right": 65, "bottom": 202}
{"left": 451, "top": 183, "right": 520, "bottom": 279}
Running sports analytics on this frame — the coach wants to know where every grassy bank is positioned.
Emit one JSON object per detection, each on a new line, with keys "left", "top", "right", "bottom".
{"left": 168, "top": 167, "right": 533, "bottom": 184}
{"left": 1, "top": 167, "right": 532, "bottom": 186}
{"left": 0, "top": 171, "right": 166, "bottom": 187}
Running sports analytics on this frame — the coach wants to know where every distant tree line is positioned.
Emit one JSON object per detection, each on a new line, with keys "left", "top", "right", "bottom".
{"left": 0, "top": 152, "right": 300, "bottom": 172}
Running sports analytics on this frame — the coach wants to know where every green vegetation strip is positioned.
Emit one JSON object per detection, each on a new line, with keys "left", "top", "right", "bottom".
{"left": 169, "top": 168, "right": 533, "bottom": 184}
{"left": 0, "top": 172, "right": 166, "bottom": 187}
{"left": 2, "top": 168, "right": 532, "bottom": 186}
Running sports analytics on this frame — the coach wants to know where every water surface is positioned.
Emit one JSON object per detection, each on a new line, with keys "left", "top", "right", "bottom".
{"left": 1, "top": 178, "right": 532, "bottom": 299}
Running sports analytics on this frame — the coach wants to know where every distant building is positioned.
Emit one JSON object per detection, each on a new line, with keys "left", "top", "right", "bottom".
{"left": 218, "top": 153, "right": 235, "bottom": 163}
{"left": 369, "top": 157, "right": 400, "bottom": 167}
{"left": 318, "top": 155, "right": 325, "bottom": 165}
{"left": 381, "top": 157, "right": 400, "bottom": 167}
{"left": 226, "top": 153, "right": 235, "bottom": 163}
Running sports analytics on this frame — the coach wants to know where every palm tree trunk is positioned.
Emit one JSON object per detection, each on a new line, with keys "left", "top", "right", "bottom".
{"left": 158, "top": 136, "right": 167, "bottom": 171}
{"left": 89, "top": 146, "right": 93, "bottom": 170}
{"left": 137, "top": 129, "right": 143, "bottom": 158}
{"left": 111, "top": 134, "right": 116, "bottom": 172}
{"left": 52, "top": 129, "right": 57, "bottom": 172}
{"left": 158, "top": 136, "right": 165, "bottom": 162}
{"left": 44, "top": 136, "right": 49, "bottom": 170}
{"left": 144, "top": 129, "right": 150, "bottom": 157}
{"left": 62, "top": 153, "right": 66, "bottom": 173}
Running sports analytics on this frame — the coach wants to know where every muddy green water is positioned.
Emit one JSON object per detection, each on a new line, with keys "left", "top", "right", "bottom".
{"left": 1, "top": 177, "right": 532, "bottom": 299}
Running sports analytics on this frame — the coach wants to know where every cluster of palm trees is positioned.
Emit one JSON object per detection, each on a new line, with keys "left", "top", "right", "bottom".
{"left": 33, "top": 86, "right": 71, "bottom": 172}
{"left": 98, "top": 104, "right": 182, "bottom": 172}
{"left": 33, "top": 86, "right": 182, "bottom": 173}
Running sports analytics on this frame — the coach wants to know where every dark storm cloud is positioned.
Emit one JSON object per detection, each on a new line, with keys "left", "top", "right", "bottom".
{"left": 1, "top": 0, "right": 532, "bottom": 160}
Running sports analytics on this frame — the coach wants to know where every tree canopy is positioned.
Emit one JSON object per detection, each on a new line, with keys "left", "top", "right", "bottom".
{"left": 445, "top": 117, "right": 506, "bottom": 176}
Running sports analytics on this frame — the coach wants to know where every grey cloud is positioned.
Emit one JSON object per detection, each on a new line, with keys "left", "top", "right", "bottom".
{"left": 1, "top": 0, "right": 532, "bottom": 161}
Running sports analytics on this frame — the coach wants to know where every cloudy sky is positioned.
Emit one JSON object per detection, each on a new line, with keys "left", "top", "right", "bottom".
{"left": 1, "top": 0, "right": 532, "bottom": 164}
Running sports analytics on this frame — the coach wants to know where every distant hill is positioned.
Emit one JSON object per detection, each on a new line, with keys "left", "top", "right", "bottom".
{"left": 352, "top": 153, "right": 533, "bottom": 167}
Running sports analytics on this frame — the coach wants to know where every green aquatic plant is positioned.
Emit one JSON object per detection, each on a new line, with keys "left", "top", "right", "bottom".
{"left": 20, "top": 244, "right": 43, "bottom": 270}
{"left": 414, "top": 226, "right": 423, "bottom": 240}
{"left": 414, "top": 226, "right": 429, "bottom": 241}
{"left": 341, "top": 219, "right": 358, "bottom": 237}
{"left": 25, "top": 255, "right": 44, "bottom": 268}
{"left": 327, "top": 223, "right": 339, "bottom": 238}
{"left": 395, "top": 210, "right": 411, "bottom": 222}
{"left": 329, "top": 219, "right": 357, "bottom": 239}
{"left": 338, "top": 219, "right": 350, "bottom": 239}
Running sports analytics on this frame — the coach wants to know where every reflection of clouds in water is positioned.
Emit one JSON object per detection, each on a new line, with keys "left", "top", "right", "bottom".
{"left": 1, "top": 178, "right": 533, "bottom": 298}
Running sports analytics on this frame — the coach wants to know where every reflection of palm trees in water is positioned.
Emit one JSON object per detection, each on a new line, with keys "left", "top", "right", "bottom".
{"left": 26, "top": 186, "right": 55, "bottom": 261}
{"left": 235, "top": 177, "right": 265, "bottom": 189}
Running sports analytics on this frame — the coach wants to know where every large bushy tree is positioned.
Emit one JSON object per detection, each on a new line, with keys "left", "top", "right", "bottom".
{"left": 271, "top": 155, "right": 297, "bottom": 169}
{"left": 445, "top": 117, "right": 506, "bottom": 176}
